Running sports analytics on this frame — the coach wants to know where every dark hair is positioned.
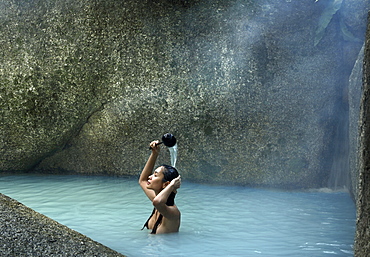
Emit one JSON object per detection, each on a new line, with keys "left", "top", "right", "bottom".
{"left": 161, "top": 165, "right": 178, "bottom": 207}
{"left": 161, "top": 164, "right": 179, "bottom": 182}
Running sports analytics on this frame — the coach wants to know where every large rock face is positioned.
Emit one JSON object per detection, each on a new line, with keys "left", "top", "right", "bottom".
{"left": 0, "top": 0, "right": 368, "bottom": 188}
{"left": 348, "top": 45, "right": 364, "bottom": 201}
{"left": 354, "top": 12, "right": 370, "bottom": 256}
{"left": 0, "top": 0, "right": 105, "bottom": 170}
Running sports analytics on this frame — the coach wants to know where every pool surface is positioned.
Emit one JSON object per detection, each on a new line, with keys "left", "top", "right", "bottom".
{"left": 0, "top": 174, "right": 355, "bottom": 256}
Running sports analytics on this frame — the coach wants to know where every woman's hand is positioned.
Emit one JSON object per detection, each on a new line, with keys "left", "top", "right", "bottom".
{"left": 149, "top": 140, "right": 161, "bottom": 154}
{"left": 170, "top": 175, "right": 181, "bottom": 190}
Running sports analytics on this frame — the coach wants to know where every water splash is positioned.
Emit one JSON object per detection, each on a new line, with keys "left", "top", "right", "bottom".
{"left": 168, "top": 143, "right": 178, "bottom": 167}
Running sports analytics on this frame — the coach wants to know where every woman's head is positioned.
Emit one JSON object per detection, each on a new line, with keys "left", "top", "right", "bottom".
{"left": 161, "top": 164, "right": 179, "bottom": 183}
{"left": 147, "top": 165, "right": 179, "bottom": 193}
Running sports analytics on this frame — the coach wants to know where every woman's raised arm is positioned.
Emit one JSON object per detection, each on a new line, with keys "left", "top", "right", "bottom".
{"left": 138, "top": 140, "right": 160, "bottom": 201}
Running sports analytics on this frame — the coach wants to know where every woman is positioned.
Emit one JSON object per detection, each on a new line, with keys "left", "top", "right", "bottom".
{"left": 139, "top": 140, "right": 181, "bottom": 234}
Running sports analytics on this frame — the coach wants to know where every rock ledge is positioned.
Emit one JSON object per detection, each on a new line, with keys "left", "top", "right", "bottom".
{"left": 0, "top": 193, "right": 125, "bottom": 257}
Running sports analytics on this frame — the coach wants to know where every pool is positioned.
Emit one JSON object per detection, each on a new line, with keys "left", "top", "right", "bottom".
{"left": 0, "top": 174, "right": 355, "bottom": 256}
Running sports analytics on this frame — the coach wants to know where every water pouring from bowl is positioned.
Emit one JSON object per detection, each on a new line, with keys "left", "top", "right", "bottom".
{"left": 149, "top": 133, "right": 178, "bottom": 167}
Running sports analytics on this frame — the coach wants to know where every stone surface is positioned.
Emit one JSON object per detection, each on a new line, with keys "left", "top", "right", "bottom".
{"left": 0, "top": 0, "right": 105, "bottom": 171}
{"left": 0, "top": 0, "right": 368, "bottom": 189}
{"left": 348, "top": 45, "right": 364, "bottom": 201}
{"left": 354, "top": 12, "right": 370, "bottom": 256}
{"left": 0, "top": 193, "right": 125, "bottom": 257}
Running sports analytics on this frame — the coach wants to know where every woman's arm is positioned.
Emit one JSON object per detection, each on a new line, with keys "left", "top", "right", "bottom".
{"left": 152, "top": 176, "right": 181, "bottom": 219}
{"left": 138, "top": 140, "right": 160, "bottom": 201}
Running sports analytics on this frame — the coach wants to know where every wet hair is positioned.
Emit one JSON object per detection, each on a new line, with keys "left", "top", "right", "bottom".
{"left": 142, "top": 165, "right": 179, "bottom": 234}
{"left": 161, "top": 164, "right": 179, "bottom": 183}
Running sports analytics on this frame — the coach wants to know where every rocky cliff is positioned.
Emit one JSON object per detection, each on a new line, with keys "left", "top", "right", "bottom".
{"left": 354, "top": 10, "right": 370, "bottom": 256}
{"left": 0, "top": 0, "right": 367, "bottom": 189}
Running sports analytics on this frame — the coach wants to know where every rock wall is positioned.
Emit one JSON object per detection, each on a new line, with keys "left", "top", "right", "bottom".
{"left": 0, "top": 0, "right": 368, "bottom": 188}
{"left": 348, "top": 45, "right": 364, "bottom": 201}
{"left": 354, "top": 12, "right": 370, "bottom": 256}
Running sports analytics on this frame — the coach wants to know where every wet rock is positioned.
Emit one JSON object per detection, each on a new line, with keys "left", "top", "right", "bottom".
{"left": 0, "top": 193, "right": 125, "bottom": 256}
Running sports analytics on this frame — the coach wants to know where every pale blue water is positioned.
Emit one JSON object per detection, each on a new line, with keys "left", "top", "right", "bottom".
{"left": 0, "top": 174, "right": 355, "bottom": 257}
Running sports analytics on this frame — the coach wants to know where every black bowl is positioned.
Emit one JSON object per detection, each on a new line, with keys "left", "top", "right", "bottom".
{"left": 162, "top": 133, "right": 177, "bottom": 147}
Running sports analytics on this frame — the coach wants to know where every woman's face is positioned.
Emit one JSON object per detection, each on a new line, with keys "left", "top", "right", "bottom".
{"left": 147, "top": 166, "right": 167, "bottom": 192}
